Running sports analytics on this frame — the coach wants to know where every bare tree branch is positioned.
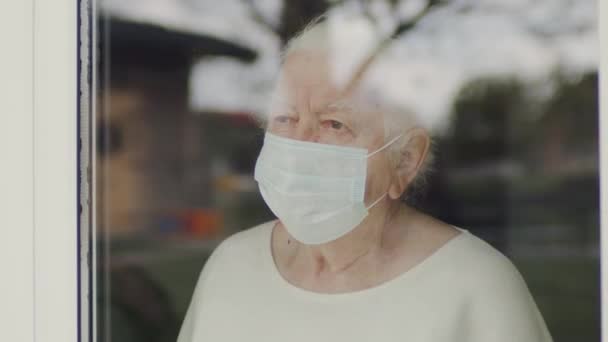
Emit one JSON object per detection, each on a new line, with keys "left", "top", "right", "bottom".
{"left": 277, "top": 0, "right": 331, "bottom": 44}
{"left": 391, "top": 0, "right": 448, "bottom": 39}
{"left": 343, "top": 0, "right": 449, "bottom": 94}
{"left": 243, "top": 0, "right": 280, "bottom": 34}
{"left": 247, "top": 0, "right": 445, "bottom": 49}
{"left": 358, "top": 0, "right": 380, "bottom": 26}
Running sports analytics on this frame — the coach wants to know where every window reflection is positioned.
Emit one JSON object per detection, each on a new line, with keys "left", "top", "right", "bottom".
{"left": 96, "top": 1, "right": 599, "bottom": 341}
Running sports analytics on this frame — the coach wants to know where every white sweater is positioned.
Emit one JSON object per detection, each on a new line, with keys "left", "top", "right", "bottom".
{"left": 177, "top": 221, "right": 553, "bottom": 342}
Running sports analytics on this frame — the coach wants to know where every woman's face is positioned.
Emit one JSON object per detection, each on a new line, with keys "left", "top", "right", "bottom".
{"left": 266, "top": 50, "right": 397, "bottom": 204}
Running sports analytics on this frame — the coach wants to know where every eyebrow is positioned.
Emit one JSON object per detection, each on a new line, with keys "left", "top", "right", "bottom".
{"left": 318, "top": 100, "right": 357, "bottom": 115}
{"left": 317, "top": 100, "right": 362, "bottom": 132}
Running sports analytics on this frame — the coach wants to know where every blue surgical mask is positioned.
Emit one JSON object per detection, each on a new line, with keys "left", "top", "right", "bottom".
{"left": 254, "top": 132, "right": 403, "bottom": 245}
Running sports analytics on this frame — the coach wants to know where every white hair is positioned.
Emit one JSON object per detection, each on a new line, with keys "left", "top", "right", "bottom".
{"left": 277, "top": 15, "right": 435, "bottom": 199}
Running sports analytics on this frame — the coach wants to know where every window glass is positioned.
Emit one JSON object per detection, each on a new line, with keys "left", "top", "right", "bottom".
{"left": 96, "top": 1, "right": 599, "bottom": 341}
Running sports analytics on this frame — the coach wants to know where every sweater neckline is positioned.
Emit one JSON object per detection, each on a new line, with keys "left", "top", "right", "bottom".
{"left": 262, "top": 221, "right": 469, "bottom": 301}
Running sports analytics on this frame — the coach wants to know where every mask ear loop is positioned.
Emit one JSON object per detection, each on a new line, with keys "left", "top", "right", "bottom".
{"left": 365, "top": 192, "right": 387, "bottom": 210}
{"left": 367, "top": 134, "right": 403, "bottom": 158}
{"left": 364, "top": 134, "right": 404, "bottom": 210}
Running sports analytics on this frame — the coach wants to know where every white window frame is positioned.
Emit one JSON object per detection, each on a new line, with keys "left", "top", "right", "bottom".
{"left": 600, "top": 0, "right": 608, "bottom": 339}
{"left": 1, "top": 0, "right": 79, "bottom": 341}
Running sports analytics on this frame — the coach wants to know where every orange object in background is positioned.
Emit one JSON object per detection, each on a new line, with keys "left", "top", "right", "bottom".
{"left": 179, "top": 209, "right": 223, "bottom": 238}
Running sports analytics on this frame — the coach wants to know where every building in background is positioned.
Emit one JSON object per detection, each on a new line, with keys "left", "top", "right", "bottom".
{"left": 97, "top": 16, "right": 257, "bottom": 238}
{"left": 95, "top": 13, "right": 266, "bottom": 342}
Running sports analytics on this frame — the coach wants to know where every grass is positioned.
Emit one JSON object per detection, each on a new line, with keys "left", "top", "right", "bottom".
{"left": 512, "top": 256, "right": 600, "bottom": 342}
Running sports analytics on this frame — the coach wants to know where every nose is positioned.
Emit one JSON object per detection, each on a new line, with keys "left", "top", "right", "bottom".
{"left": 292, "top": 117, "right": 320, "bottom": 143}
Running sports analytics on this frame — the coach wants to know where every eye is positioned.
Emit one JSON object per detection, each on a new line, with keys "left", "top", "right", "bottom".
{"left": 273, "top": 115, "right": 295, "bottom": 124}
{"left": 319, "top": 118, "right": 355, "bottom": 142}
{"left": 322, "top": 119, "right": 345, "bottom": 130}
{"left": 329, "top": 120, "right": 343, "bottom": 130}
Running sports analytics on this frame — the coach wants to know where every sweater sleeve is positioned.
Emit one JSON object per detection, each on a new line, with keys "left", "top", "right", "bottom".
{"left": 176, "top": 240, "right": 227, "bottom": 342}
{"left": 466, "top": 256, "right": 554, "bottom": 342}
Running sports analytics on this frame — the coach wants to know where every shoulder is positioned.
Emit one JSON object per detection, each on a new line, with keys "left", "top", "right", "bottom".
{"left": 438, "top": 230, "right": 531, "bottom": 300}
{"left": 213, "top": 220, "right": 276, "bottom": 256}
{"left": 449, "top": 230, "right": 553, "bottom": 340}
{"left": 188, "top": 220, "right": 276, "bottom": 296}
{"left": 406, "top": 212, "right": 523, "bottom": 287}
{"left": 452, "top": 231, "right": 527, "bottom": 290}
{"left": 201, "top": 220, "right": 276, "bottom": 272}
{"left": 178, "top": 221, "right": 277, "bottom": 341}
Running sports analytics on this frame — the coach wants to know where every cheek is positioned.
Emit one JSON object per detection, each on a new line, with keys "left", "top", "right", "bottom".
{"left": 365, "top": 155, "right": 393, "bottom": 198}
{"left": 267, "top": 121, "right": 295, "bottom": 138}
{"left": 317, "top": 130, "right": 355, "bottom": 145}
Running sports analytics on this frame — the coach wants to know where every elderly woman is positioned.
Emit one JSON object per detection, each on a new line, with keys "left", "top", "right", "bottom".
{"left": 177, "top": 17, "right": 553, "bottom": 342}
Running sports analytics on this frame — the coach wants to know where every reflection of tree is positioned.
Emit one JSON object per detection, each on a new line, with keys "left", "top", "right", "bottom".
{"left": 431, "top": 72, "right": 599, "bottom": 252}
{"left": 529, "top": 72, "right": 599, "bottom": 172}
{"left": 278, "top": 0, "right": 331, "bottom": 43}
{"left": 444, "top": 72, "right": 599, "bottom": 174}
{"left": 245, "top": 0, "right": 329, "bottom": 43}
{"left": 245, "top": 0, "right": 447, "bottom": 45}
{"left": 412, "top": 78, "right": 530, "bottom": 251}
{"left": 445, "top": 78, "right": 527, "bottom": 167}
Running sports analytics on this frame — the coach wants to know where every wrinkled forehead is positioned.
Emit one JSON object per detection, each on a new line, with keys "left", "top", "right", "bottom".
{"left": 275, "top": 50, "right": 340, "bottom": 100}
{"left": 270, "top": 50, "right": 376, "bottom": 112}
{"left": 271, "top": 53, "right": 376, "bottom": 123}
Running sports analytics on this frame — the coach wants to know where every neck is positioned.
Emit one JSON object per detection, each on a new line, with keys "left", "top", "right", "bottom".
{"left": 288, "top": 199, "right": 402, "bottom": 276}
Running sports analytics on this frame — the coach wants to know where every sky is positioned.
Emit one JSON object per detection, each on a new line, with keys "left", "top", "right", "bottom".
{"left": 101, "top": 0, "right": 598, "bottom": 133}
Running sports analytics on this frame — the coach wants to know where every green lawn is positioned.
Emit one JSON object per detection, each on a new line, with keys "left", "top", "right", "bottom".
{"left": 512, "top": 256, "right": 600, "bottom": 342}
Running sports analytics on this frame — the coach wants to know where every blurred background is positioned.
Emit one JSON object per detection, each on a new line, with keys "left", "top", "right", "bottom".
{"left": 95, "top": 0, "right": 600, "bottom": 341}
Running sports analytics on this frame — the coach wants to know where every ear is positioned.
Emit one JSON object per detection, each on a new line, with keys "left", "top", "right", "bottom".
{"left": 388, "top": 128, "right": 431, "bottom": 200}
